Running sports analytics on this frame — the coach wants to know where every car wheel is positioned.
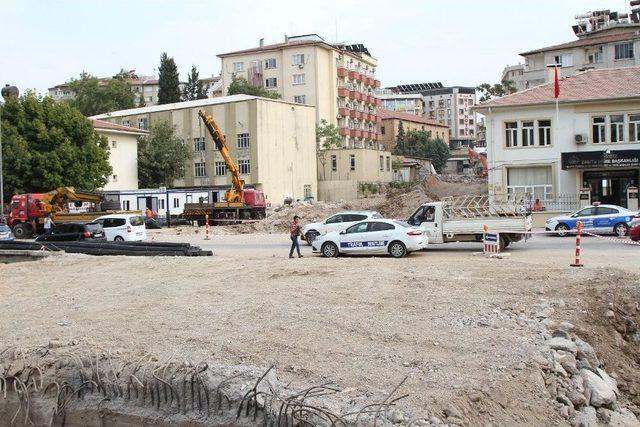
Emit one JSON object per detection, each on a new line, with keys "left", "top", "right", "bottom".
{"left": 305, "top": 231, "right": 319, "bottom": 246}
{"left": 321, "top": 242, "right": 339, "bottom": 258}
{"left": 114, "top": 236, "right": 125, "bottom": 242}
{"left": 12, "top": 223, "right": 32, "bottom": 239}
{"left": 555, "top": 223, "right": 570, "bottom": 237}
{"left": 614, "top": 222, "right": 629, "bottom": 237}
{"left": 388, "top": 241, "right": 407, "bottom": 258}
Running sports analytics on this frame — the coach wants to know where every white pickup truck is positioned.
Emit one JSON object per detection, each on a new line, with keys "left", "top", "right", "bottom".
{"left": 406, "top": 196, "right": 532, "bottom": 250}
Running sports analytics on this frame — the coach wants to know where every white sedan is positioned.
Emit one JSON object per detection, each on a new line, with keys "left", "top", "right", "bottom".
{"left": 312, "top": 219, "right": 427, "bottom": 258}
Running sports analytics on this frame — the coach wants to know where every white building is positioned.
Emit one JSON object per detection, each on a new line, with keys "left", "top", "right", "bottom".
{"left": 475, "top": 67, "right": 640, "bottom": 209}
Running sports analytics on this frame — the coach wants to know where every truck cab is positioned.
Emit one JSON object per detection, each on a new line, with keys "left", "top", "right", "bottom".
{"left": 8, "top": 193, "right": 46, "bottom": 238}
{"left": 407, "top": 202, "right": 446, "bottom": 243}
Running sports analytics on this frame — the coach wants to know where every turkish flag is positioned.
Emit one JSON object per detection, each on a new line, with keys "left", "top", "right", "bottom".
{"left": 554, "top": 67, "right": 560, "bottom": 99}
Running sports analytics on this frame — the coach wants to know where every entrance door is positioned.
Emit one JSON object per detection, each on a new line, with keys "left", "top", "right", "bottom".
{"left": 583, "top": 170, "right": 639, "bottom": 208}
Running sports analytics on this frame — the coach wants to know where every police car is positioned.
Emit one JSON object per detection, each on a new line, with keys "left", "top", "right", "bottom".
{"left": 545, "top": 204, "right": 639, "bottom": 237}
{"left": 301, "top": 211, "right": 382, "bottom": 245}
{"left": 311, "top": 219, "right": 427, "bottom": 258}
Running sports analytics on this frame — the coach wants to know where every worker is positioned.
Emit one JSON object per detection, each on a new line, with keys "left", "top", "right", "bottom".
{"left": 146, "top": 207, "right": 153, "bottom": 219}
{"left": 289, "top": 215, "right": 303, "bottom": 259}
{"left": 43, "top": 214, "right": 54, "bottom": 235}
{"left": 533, "top": 199, "right": 543, "bottom": 212}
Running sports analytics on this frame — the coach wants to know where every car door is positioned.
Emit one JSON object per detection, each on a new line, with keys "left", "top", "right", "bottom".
{"left": 341, "top": 214, "right": 368, "bottom": 233}
{"left": 408, "top": 205, "right": 440, "bottom": 243}
{"left": 593, "top": 207, "right": 618, "bottom": 232}
{"left": 323, "top": 214, "right": 344, "bottom": 234}
{"left": 100, "top": 218, "right": 115, "bottom": 241}
{"left": 339, "top": 222, "right": 370, "bottom": 253}
{"left": 571, "top": 207, "right": 597, "bottom": 230}
{"left": 365, "top": 222, "right": 396, "bottom": 253}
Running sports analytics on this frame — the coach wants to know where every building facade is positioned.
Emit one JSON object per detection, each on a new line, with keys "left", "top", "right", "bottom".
{"left": 92, "top": 120, "right": 148, "bottom": 191}
{"left": 391, "top": 83, "right": 477, "bottom": 149}
{"left": 377, "top": 109, "right": 449, "bottom": 152}
{"left": 375, "top": 90, "right": 424, "bottom": 116}
{"left": 475, "top": 67, "right": 640, "bottom": 209}
{"left": 501, "top": 64, "right": 526, "bottom": 91}
{"left": 92, "top": 95, "right": 318, "bottom": 205}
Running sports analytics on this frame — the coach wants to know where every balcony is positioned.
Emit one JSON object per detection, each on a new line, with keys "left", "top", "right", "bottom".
{"left": 348, "top": 70, "right": 358, "bottom": 80}
{"left": 338, "top": 88, "right": 349, "bottom": 98}
{"left": 362, "top": 131, "right": 370, "bottom": 139}
{"left": 337, "top": 67, "right": 348, "bottom": 78}
{"left": 375, "top": 98, "right": 381, "bottom": 107}
{"left": 367, "top": 95, "right": 376, "bottom": 105}
{"left": 339, "top": 127, "right": 349, "bottom": 137}
{"left": 349, "top": 109, "right": 357, "bottom": 118}
{"left": 352, "top": 91, "right": 362, "bottom": 101}
{"left": 349, "top": 129, "right": 357, "bottom": 138}
{"left": 355, "top": 111, "right": 363, "bottom": 120}
{"left": 338, "top": 107, "right": 350, "bottom": 117}
{"left": 371, "top": 132, "right": 378, "bottom": 141}
{"left": 354, "top": 130, "right": 363, "bottom": 138}
{"left": 374, "top": 79, "right": 381, "bottom": 88}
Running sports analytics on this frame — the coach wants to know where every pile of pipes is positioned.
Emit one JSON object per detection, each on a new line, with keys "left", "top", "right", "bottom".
{"left": 0, "top": 241, "right": 212, "bottom": 257}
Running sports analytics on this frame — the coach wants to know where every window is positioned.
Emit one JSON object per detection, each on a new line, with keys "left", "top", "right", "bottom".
{"left": 380, "top": 126, "right": 385, "bottom": 135}
{"left": 459, "top": 119, "right": 464, "bottom": 125}
{"left": 346, "top": 222, "right": 369, "bottom": 234}
{"left": 458, "top": 98, "right": 464, "bottom": 105}
{"left": 379, "top": 155, "right": 384, "bottom": 171}
{"left": 522, "top": 121, "right": 534, "bottom": 147}
{"left": 386, "top": 156, "right": 390, "bottom": 172}
{"left": 369, "top": 222, "right": 395, "bottom": 232}
{"left": 344, "top": 214, "right": 367, "bottom": 222}
{"left": 122, "top": 200, "right": 130, "bottom": 210}
{"left": 138, "top": 118, "right": 148, "bottom": 130}
{"left": 304, "top": 185, "right": 311, "bottom": 198}
{"left": 331, "top": 155, "right": 337, "bottom": 172}
{"left": 592, "top": 116, "right": 606, "bottom": 143}
{"left": 122, "top": 120, "right": 130, "bottom": 127}
{"left": 615, "top": 42, "right": 634, "bottom": 60}
{"left": 610, "top": 115, "right": 624, "bottom": 143}
{"left": 292, "top": 54, "right": 305, "bottom": 65}
{"left": 294, "top": 95, "right": 306, "bottom": 104}
{"left": 588, "top": 46, "right": 604, "bottom": 64}
{"left": 538, "top": 120, "right": 551, "bottom": 146}
{"left": 215, "top": 161, "right": 227, "bottom": 176}
{"left": 238, "top": 159, "right": 250, "bottom": 174}
{"left": 237, "top": 133, "right": 250, "bottom": 149}
{"left": 194, "top": 137, "right": 205, "bottom": 151}
{"left": 350, "top": 154, "right": 355, "bottom": 171}
{"left": 629, "top": 114, "right": 640, "bottom": 142}
{"left": 112, "top": 174, "right": 118, "bottom": 182}
{"left": 111, "top": 140, "right": 117, "bottom": 148}
{"left": 574, "top": 207, "right": 596, "bottom": 217}
{"left": 233, "top": 62, "right": 244, "bottom": 72}
{"left": 160, "top": 199, "right": 165, "bottom": 210}
{"left": 264, "top": 58, "right": 276, "bottom": 69}
{"left": 596, "top": 207, "right": 619, "bottom": 215}
{"left": 505, "top": 122, "right": 518, "bottom": 147}
{"left": 507, "top": 166, "right": 553, "bottom": 201}
{"left": 293, "top": 74, "right": 305, "bottom": 85}
{"left": 102, "top": 218, "right": 126, "bottom": 228}
{"left": 265, "top": 77, "right": 277, "bottom": 88}
{"left": 554, "top": 53, "right": 573, "bottom": 67}
{"left": 458, "top": 108, "right": 464, "bottom": 114}
{"left": 325, "top": 214, "right": 343, "bottom": 224}
{"left": 194, "top": 162, "right": 206, "bottom": 177}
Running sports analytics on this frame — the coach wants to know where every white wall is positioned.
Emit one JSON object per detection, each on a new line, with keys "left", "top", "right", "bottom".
{"left": 98, "top": 130, "right": 139, "bottom": 191}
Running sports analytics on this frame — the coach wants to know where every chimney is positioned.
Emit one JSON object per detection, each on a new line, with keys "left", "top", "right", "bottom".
{"left": 259, "top": 38, "right": 264, "bottom": 47}
{"left": 546, "top": 63, "right": 560, "bottom": 83}
{"left": 285, "top": 35, "right": 289, "bottom": 43}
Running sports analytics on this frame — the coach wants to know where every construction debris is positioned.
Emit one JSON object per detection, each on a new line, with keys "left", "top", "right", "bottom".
{"left": 0, "top": 241, "right": 213, "bottom": 257}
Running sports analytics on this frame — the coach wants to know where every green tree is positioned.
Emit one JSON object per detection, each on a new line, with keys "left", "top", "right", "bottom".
{"left": 315, "top": 119, "right": 343, "bottom": 180}
{"left": 1, "top": 91, "right": 112, "bottom": 199}
{"left": 137, "top": 120, "right": 189, "bottom": 187}
{"left": 157, "top": 52, "right": 182, "bottom": 104}
{"left": 476, "top": 78, "right": 517, "bottom": 102}
{"left": 182, "top": 65, "right": 207, "bottom": 101}
{"left": 137, "top": 94, "right": 146, "bottom": 108}
{"left": 68, "top": 72, "right": 135, "bottom": 116}
{"left": 227, "top": 75, "right": 281, "bottom": 99}
{"left": 393, "top": 129, "right": 450, "bottom": 173}
{"left": 395, "top": 120, "right": 406, "bottom": 153}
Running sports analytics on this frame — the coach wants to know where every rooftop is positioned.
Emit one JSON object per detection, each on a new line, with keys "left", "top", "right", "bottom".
{"left": 376, "top": 108, "right": 448, "bottom": 127}
{"left": 475, "top": 66, "right": 640, "bottom": 109}
{"left": 520, "top": 29, "right": 640, "bottom": 56}
{"left": 91, "top": 119, "right": 148, "bottom": 135}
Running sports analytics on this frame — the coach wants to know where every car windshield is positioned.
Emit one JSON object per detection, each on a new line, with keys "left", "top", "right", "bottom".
{"left": 130, "top": 216, "right": 145, "bottom": 226}
{"left": 393, "top": 221, "right": 410, "bottom": 228}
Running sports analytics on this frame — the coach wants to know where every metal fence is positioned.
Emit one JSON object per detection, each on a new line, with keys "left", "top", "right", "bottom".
{"left": 500, "top": 192, "right": 578, "bottom": 212}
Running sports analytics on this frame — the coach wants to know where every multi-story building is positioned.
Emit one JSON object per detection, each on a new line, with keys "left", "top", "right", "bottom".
{"left": 391, "top": 83, "right": 477, "bottom": 149}
{"left": 475, "top": 67, "right": 640, "bottom": 210}
{"left": 92, "top": 94, "right": 318, "bottom": 205}
{"left": 507, "top": 9, "right": 640, "bottom": 91}
{"left": 377, "top": 109, "right": 449, "bottom": 152}
{"left": 375, "top": 90, "right": 424, "bottom": 116}
{"left": 501, "top": 64, "right": 526, "bottom": 91}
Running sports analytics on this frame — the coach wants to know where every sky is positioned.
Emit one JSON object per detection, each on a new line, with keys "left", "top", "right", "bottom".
{"left": 0, "top": 0, "right": 634, "bottom": 95}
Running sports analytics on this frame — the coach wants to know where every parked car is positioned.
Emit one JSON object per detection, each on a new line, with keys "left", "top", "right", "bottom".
{"left": 630, "top": 217, "right": 640, "bottom": 242}
{"left": 0, "top": 224, "right": 15, "bottom": 241}
{"left": 35, "top": 222, "right": 106, "bottom": 242}
{"left": 545, "top": 204, "right": 639, "bottom": 237}
{"left": 93, "top": 214, "right": 147, "bottom": 242}
{"left": 301, "top": 211, "right": 383, "bottom": 245}
{"left": 312, "top": 219, "right": 427, "bottom": 258}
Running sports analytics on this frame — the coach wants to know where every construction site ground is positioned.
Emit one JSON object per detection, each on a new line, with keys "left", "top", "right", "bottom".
{"left": 1, "top": 228, "right": 639, "bottom": 425}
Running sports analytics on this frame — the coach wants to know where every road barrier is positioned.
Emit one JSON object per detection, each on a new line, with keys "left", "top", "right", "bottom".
{"left": 205, "top": 214, "right": 210, "bottom": 240}
{"left": 570, "top": 221, "right": 583, "bottom": 267}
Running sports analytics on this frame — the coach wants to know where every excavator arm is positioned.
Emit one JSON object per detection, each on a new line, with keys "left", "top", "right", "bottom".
{"left": 42, "top": 187, "right": 104, "bottom": 214}
{"left": 467, "top": 148, "right": 488, "bottom": 177}
{"left": 198, "top": 109, "right": 244, "bottom": 203}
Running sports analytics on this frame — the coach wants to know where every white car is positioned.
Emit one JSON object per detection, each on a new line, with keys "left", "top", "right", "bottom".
{"left": 93, "top": 214, "right": 147, "bottom": 242}
{"left": 312, "top": 219, "right": 427, "bottom": 258}
{"left": 301, "top": 211, "right": 382, "bottom": 245}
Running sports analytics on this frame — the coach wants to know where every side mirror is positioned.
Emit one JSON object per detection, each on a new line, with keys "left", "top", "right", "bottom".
{"left": 340, "top": 230, "right": 346, "bottom": 235}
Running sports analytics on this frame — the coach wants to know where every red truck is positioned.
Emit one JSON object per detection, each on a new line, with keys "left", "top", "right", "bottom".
{"left": 8, "top": 193, "right": 47, "bottom": 238}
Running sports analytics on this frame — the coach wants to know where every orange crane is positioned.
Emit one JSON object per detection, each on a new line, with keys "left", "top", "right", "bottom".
{"left": 467, "top": 147, "right": 488, "bottom": 177}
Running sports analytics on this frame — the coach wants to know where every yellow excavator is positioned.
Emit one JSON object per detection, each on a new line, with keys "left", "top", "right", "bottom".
{"left": 182, "top": 110, "right": 266, "bottom": 225}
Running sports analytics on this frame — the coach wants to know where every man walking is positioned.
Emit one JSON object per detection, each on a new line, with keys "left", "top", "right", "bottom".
{"left": 43, "top": 214, "right": 55, "bottom": 235}
{"left": 289, "top": 215, "right": 303, "bottom": 258}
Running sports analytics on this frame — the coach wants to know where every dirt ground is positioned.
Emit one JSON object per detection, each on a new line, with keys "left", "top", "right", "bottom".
{"left": 1, "top": 231, "right": 639, "bottom": 425}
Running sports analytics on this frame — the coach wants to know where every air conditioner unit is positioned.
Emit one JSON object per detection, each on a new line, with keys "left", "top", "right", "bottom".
{"left": 298, "top": 64, "right": 304, "bottom": 69}
{"left": 575, "top": 134, "right": 588, "bottom": 144}
{"left": 336, "top": 114, "right": 342, "bottom": 119}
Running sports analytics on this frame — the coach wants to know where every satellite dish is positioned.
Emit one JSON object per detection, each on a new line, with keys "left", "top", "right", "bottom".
{"left": 1, "top": 84, "right": 19, "bottom": 100}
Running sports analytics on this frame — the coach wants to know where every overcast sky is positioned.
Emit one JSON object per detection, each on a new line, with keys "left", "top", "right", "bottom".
{"left": 0, "top": 0, "right": 632, "bottom": 95}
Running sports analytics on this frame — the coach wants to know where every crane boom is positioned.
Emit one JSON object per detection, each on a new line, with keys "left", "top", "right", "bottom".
{"left": 467, "top": 147, "right": 488, "bottom": 177}
{"left": 198, "top": 109, "right": 244, "bottom": 203}
{"left": 42, "top": 187, "right": 104, "bottom": 214}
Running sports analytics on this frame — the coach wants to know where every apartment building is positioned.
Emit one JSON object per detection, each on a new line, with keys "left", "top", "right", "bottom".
{"left": 501, "top": 64, "right": 526, "bottom": 91}
{"left": 508, "top": 9, "right": 640, "bottom": 90}
{"left": 475, "top": 67, "right": 640, "bottom": 210}
{"left": 377, "top": 109, "right": 449, "bottom": 152}
{"left": 391, "top": 83, "right": 477, "bottom": 149}
{"left": 375, "top": 90, "right": 424, "bottom": 116}
{"left": 92, "top": 120, "right": 148, "bottom": 191}
{"left": 92, "top": 95, "right": 317, "bottom": 204}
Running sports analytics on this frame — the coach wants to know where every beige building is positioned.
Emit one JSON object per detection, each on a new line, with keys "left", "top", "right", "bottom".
{"left": 92, "top": 119, "right": 148, "bottom": 191}
{"left": 377, "top": 109, "right": 450, "bottom": 152}
{"left": 376, "top": 90, "right": 424, "bottom": 116}
{"left": 92, "top": 94, "right": 318, "bottom": 204}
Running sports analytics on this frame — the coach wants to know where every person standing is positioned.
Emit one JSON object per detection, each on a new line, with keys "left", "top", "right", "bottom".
{"left": 43, "top": 214, "right": 55, "bottom": 235}
{"left": 289, "top": 215, "right": 303, "bottom": 258}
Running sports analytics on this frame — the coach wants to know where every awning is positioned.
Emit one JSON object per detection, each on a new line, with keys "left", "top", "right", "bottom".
{"left": 561, "top": 150, "right": 640, "bottom": 170}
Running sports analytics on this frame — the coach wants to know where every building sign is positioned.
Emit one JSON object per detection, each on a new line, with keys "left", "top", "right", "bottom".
{"left": 561, "top": 150, "right": 640, "bottom": 170}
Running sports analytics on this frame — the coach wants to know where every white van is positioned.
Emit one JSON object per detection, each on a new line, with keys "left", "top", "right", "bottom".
{"left": 93, "top": 214, "right": 147, "bottom": 242}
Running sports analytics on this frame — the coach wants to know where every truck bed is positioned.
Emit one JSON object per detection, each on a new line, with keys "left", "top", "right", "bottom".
{"left": 442, "top": 216, "right": 531, "bottom": 236}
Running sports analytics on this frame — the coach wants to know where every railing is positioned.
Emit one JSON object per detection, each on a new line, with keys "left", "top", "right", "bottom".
{"left": 501, "top": 192, "right": 578, "bottom": 212}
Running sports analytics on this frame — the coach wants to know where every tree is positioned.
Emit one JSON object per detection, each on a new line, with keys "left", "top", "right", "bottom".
{"left": 395, "top": 120, "right": 406, "bottom": 153}
{"left": 1, "top": 91, "right": 112, "bottom": 199}
{"left": 67, "top": 72, "right": 135, "bottom": 116}
{"left": 137, "top": 95, "right": 146, "bottom": 108}
{"left": 157, "top": 52, "right": 181, "bottom": 104}
{"left": 476, "top": 79, "right": 517, "bottom": 102}
{"left": 227, "top": 75, "right": 281, "bottom": 99}
{"left": 315, "top": 119, "right": 344, "bottom": 180}
{"left": 182, "top": 65, "right": 207, "bottom": 101}
{"left": 393, "top": 129, "right": 450, "bottom": 173}
{"left": 137, "top": 121, "right": 189, "bottom": 187}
